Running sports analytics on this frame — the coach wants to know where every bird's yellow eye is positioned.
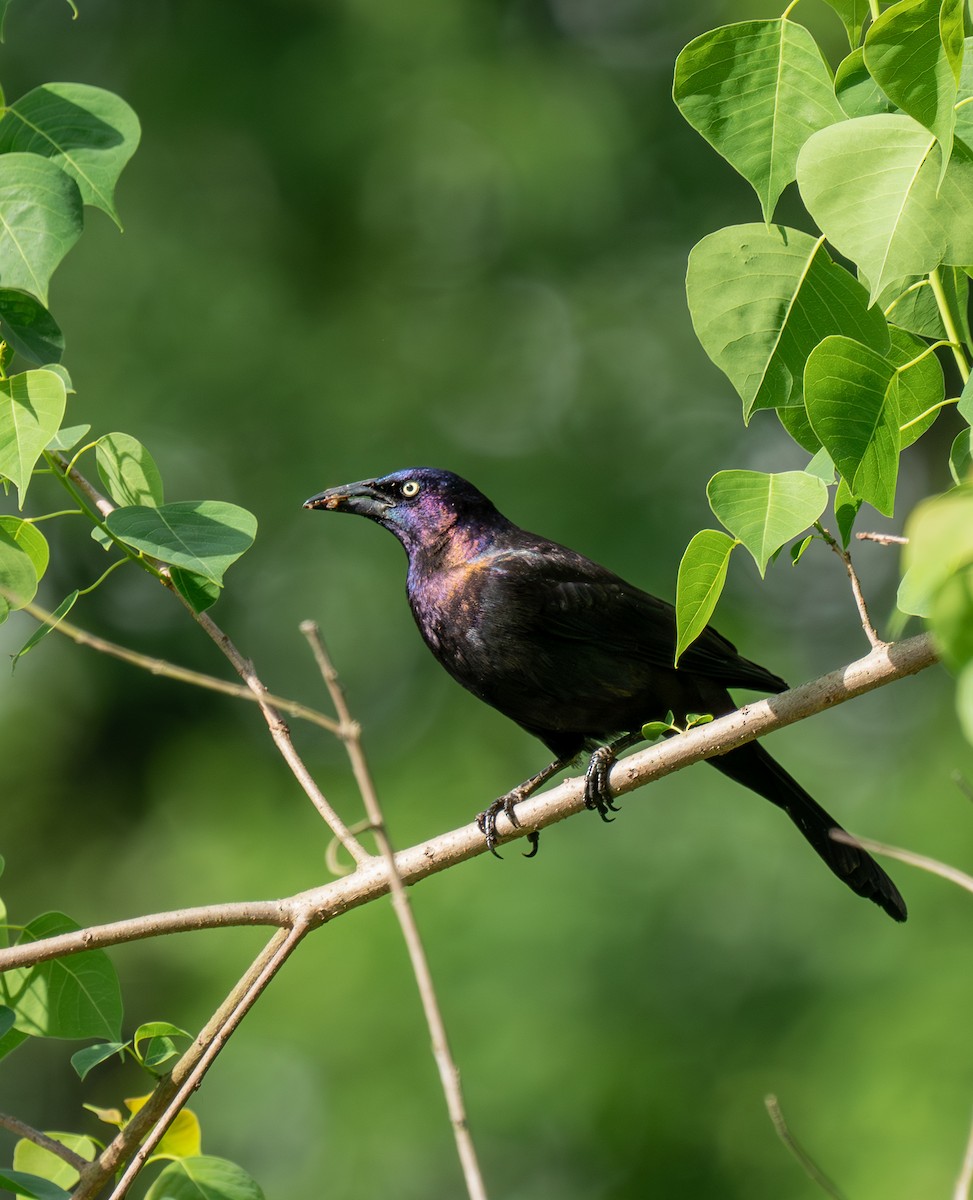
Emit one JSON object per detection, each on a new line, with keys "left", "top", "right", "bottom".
{"left": 400, "top": 480, "right": 421, "bottom": 498}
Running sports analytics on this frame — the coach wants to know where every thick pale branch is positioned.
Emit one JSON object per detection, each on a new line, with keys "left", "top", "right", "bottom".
{"left": 0, "top": 634, "right": 938, "bottom": 974}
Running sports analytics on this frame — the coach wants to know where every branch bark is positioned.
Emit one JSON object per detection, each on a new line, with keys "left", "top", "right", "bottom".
{"left": 0, "top": 632, "right": 939, "bottom": 975}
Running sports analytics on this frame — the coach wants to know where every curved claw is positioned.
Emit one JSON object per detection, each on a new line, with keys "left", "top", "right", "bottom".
{"left": 584, "top": 747, "right": 621, "bottom": 822}
{"left": 476, "top": 791, "right": 522, "bottom": 858}
{"left": 522, "top": 831, "right": 541, "bottom": 858}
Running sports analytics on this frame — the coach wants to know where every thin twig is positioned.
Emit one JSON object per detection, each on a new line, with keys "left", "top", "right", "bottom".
{"left": 104, "top": 921, "right": 310, "bottom": 1200}
{"left": 955, "top": 1105, "right": 973, "bottom": 1200}
{"left": 831, "top": 832, "right": 973, "bottom": 897}
{"left": 74, "top": 925, "right": 307, "bottom": 1200}
{"left": 855, "top": 531, "right": 908, "bottom": 546}
{"left": 764, "top": 1095, "right": 847, "bottom": 1200}
{"left": 815, "top": 523, "right": 886, "bottom": 649}
{"left": 0, "top": 633, "right": 939, "bottom": 976}
{"left": 301, "top": 621, "right": 489, "bottom": 1200}
{"left": 16, "top": 597, "right": 341, "bottom": 735}
{"left": 0, "top": 1112, "right": 90, "bottom": 1172}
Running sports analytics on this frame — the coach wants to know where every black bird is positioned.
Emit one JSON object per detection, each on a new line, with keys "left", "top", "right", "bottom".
{"left": 305, "top": 467, "right": 906, "bottom": 922}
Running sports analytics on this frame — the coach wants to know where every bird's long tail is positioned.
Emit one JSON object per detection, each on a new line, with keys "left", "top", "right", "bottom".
{"left": 707, "top": 740, "right": 907, "bottom": 922}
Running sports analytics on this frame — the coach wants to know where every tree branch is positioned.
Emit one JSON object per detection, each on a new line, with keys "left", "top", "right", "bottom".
{"left": 0, "top": 633, "right": 939, "bottom": 975}
{"left": 301, "top": 621, "right": 488, "bottom": 1200}
{"left": 0, "top": 1113, "right": 90, "bottom": 1173}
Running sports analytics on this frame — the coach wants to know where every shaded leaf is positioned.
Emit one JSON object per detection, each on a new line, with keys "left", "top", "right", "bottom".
{"left": 45, "top": 423, "right": 89, "bottom": 452}
{"left": 706, "top": 469, "right": 828, "bottom": 575}
{"left": 0, "top": 289, "right": 64, "bottom": 364}
{"left": 96, "top": 432, "right": 164, "bottom": 507}
{"left": 170, "top": 567, "right": 221, "bottom": 613}
{"left": 835, "top": 49, "right": 895, "bottom": 117}
{"left": 0, "top": 154, "right": 82, "bottom": 305}
{"left": 0, "top": 1169, "right": 72, "bottom": 1200}
{"left": 0, "top": 524, "right": 38, "bottom": 623}
{"left": 71, "top": 1040, "right": 127, "bottom": 1080}
{"left": 823, "top": 0, "right": 871, "bottom": 48}
{"left": 899, "top": 484, "right": 973, "bottom": 615}
{"left": 835, "top": 476, "right": 862, "bottom": 546}
{"left": 0, "top": 83, "right": 140, "bottom": 227}
{"left": 950, "top": 427, "right": 972, "bottom": 483}
{"left": 0, "top": 911, "right": 123, "bottom": 1040}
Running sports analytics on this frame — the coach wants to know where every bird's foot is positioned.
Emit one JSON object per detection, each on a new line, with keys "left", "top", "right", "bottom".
{"left": 584, "top": 746, "right": 620, "bottom": 822}
{"left": 476, "top": 790, "right": 524, "bottom": 858}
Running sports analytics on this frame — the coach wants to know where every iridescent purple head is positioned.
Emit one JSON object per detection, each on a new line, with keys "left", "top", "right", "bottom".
{"left": 304, "top": 467, "right": 506, "bottom": 557}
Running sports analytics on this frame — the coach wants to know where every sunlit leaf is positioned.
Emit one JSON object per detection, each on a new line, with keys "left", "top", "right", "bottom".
{"left": 674, "top": 529, "right": 737, "bottom": 664}
{"left": 13, "top": 1133, "right": 95, "bottom": 1190}
{"left": 864, "top": 0, "right": 964, "bottom": 177}
{"left": 674, "top": 19, "right": 845, "bottom": 220}
{"left": 0, "top": 369, "right": 68, "bottom": 505}
{"left": 706, "top": 469, "right": 828, "bottom": 575}
{"left": 686, "top": 224, "right": 889, "bottom": 421}
{"left": 823, "top": 0, "right": 871, "bottom": 48}
{"left": 105, "top": 501, "right": 257, "bottom": 586}
{"left": 798, "top": 115, "right": 973, "bottom": 303}
{"left": 144, "top": 1157, "right": 265, "bottom": 1200}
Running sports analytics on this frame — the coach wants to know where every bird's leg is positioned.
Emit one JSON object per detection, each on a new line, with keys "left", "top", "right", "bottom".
{"left": 583, "top": 732, "right": 643, "bottom": 821}
{"left": 476, "top": 756, "right": 571, "bottom": 857}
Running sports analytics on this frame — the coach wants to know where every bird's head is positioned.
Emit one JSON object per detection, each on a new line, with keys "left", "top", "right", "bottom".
{"left": 304, "top": 467, "right": 505, "bottom": 558}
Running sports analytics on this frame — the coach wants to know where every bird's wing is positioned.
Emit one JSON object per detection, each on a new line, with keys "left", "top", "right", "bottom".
{"left": 486, "top": 543, "right": 788, "bottom": 694}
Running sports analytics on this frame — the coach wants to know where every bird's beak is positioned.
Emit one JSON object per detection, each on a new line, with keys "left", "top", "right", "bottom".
{"left": 303, "top": 479, "right": 393, "bottom": 520}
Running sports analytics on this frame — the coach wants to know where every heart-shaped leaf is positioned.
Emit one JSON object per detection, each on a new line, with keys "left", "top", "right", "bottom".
{"left": 0, "top": 368, "right": 68, "bottom": 506}
{"left": 674, "top": 19, "right": 845, "bottom": 220}
{"left": 706, "top": 470, "right": 829, "bottom": 575}
{"left": 105, "top": 501, "right": 257, "bottom": 586}
{"left": 686, "top": 223, "right": 889, "bottom": 421}
{"left": 0, "top": 153, "right": 82, "bottom": 305}
{"left": 96, "top": 432, "right": 164, "bottom": 507}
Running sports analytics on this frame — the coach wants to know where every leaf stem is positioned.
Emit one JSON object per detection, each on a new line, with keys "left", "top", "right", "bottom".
{"left": 23, "top": 508, "right": 85, "bottom": 522}
{"left": 765, "top": 1095, "right": 848, "bottom": 1199}
{"left": 929, "top": 267, "right": 971, "bottom": 383}
{"left": 814, "top": 522, "right": 885, "bottom": 649}
{"left": 898, "top": 396, "right": 957, "bottom": 432}
{"left": 883, "top": 278, "right": 929, "bottom": 318}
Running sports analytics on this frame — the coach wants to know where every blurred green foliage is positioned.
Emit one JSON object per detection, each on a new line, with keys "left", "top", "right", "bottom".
{"left": 0, "top": 1, "right": 971, "bottom": 1197}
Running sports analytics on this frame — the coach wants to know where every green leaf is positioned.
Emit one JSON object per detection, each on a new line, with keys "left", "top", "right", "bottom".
{"left": 958, "top": 659, "right": 973, "bottom": 744}
{"left": 805, "top": 447, "right": 836, "bottom": 483}
{"left": 46, "top": 423, "right": 89, "bottom": 452}
{"left": 71, "top": 1040, "right": 127, "bottom": 1080}
{"left": 674, "top": 19, "right": 846, "bottom": 221}
{"left": 135, "top": 1020, "right": 191, "bottom": 1072}
{"left": 954, "top": 37, "right": 973, "bottom": 147}
{"left": 0, "top": 289, "right": 64, "bottom": 364}
{"left": 170, "top": 567, "right": 221, "bottom": 613}
{"left": 864, "top": 0, "right": 964, "bottom": 176}
{"left": 706, "top": 469, "right": 829, "bottom": 576}
{"left": 12, "top": 588, "right": 78, "bottom": 667}
{"left": 0, "top": 368, "right": 68, "bottom": 505}
{"left": 835, "top": 49, "right": 896, "bottom": 118}
{"left": 0, "top": 525, "right": 38, "bottom": 623}
{"left": 899, "top": 485, "right": 973, "bottom": 616}
{"left": 888, "top": 326, "right": 945, "bottom": 447}
{"left": 0, "top": 1169, "right": 72, "bottom": 1200}
{"left": 105, "top": 501, "right": 257, "bottom": 586}
{"left": 823, "top": 0, "right": 871, "bottom": 48}
{"left": 880, "top": 269, "right": 970, "bottom": 342}
{"left": 950, "top": 427, "right": 972, "bottom": 483}
{"left": 790, "top": 533, "right": 814, "bottom": 564}
{"left": 13, "top": 1134, "right": 95, "bottom": 1190}
{"left": 804, "top": 336, "right": 901, "bottom": 516}
{"left": 930, "top": 564, "right": 973, "bottom": 669}
{"left": 798, "top": 114, "right": 973, "bottom": 303}
{"left": 674, "top": 529, "right": 737, "bottom": 664}
{"left": 0, "top": 84, "right": 141, "bottom": 228}
{"left": 959, "top": 372, "right": 973, "bottom": 425}
{"left": 0, "top": 1005, "right": 14, "bottom": 1037}
{"left": 0, "top": 153, "right": 83, "bottom": 305}
{"left": 686, "top": 224, "right": 889, "bottom": 421}
{"left": 96, "top": 432, "right": 164, "bottom": 507}
{"left": 0, "top": 516, "right": 48, "bottom": 581}
{"left": 144, "top": 1157, "right": 265, "bottom": 1200}
{"left": 0, "top": 911, "right": 123, "bottom": 1040}
{"left": 834, "top": 475, "right": 863, "bottom": 546}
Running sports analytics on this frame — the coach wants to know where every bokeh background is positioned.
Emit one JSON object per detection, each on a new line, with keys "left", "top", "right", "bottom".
{"left": 1, "top": 1, "right": 971, "bottom": 1196}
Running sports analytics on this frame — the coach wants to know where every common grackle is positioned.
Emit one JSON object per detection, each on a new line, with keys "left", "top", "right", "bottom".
{"left": 305, "top": 468, "right": 906, "bottom": 922}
